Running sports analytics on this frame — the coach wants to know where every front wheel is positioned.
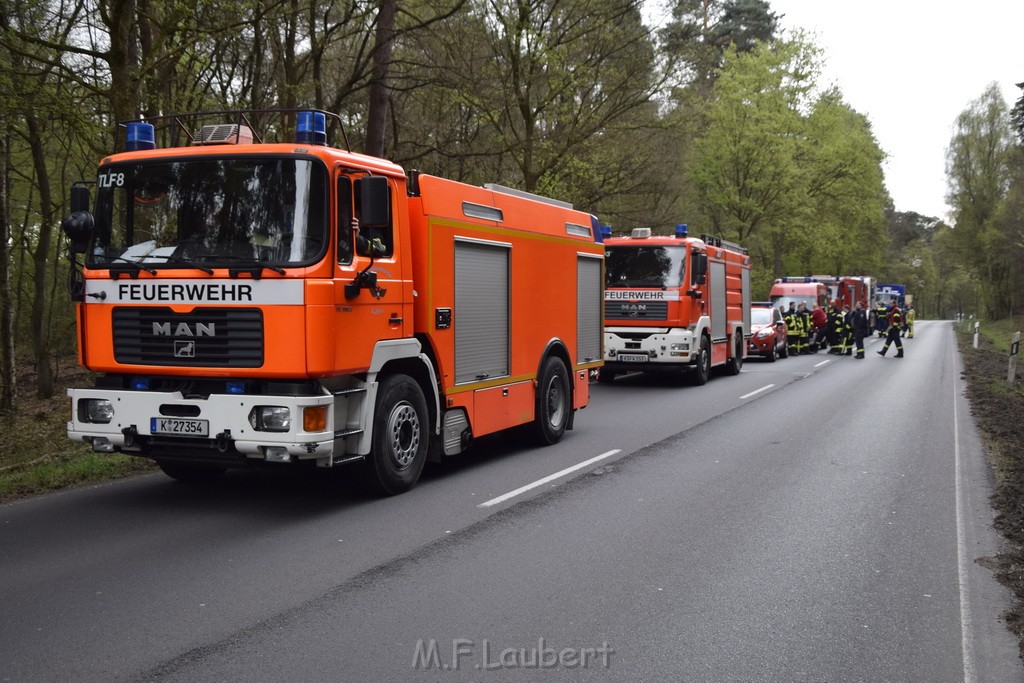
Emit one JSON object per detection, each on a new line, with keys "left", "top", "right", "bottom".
{"left": 689, "top": 336, "right": 711, "bottom": 386}
{"left": 366, "top": 374, "right": 429, "bottom": 495}
{"left": 766, "top": 345, "right": 776, "bottom": 363}
{"left": 530, "top": 357, "right": 571, "bottom": 445}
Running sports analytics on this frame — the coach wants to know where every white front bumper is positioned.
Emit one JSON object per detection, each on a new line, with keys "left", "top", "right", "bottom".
{"left": 604, "top": 327, "right": 696, "bottom": 365}
{"left": 67, "top": 387, "right": 335, "bottom": 460}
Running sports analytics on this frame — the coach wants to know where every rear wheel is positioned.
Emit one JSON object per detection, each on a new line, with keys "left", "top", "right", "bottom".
{"left": 689, "top": 336, "right": 711, "bottom": 386}
{"left": 157, "top": 462, "right": 225, "bottom": 483}
{"left": 366, "top": 374, "right": 428, "bottom": 495}
{"left": 725, "top": 335, "right": 743, "bottom": 375}
{"left": 530, "top": 356, "right": 570, "bottom": 445}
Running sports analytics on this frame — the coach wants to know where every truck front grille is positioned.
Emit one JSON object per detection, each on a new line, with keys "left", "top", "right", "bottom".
{"left": 604, "top": 300, "right": 668, "bottom": 321}
{"left": 112, "top": 307, "right": 264, "bottom": 368}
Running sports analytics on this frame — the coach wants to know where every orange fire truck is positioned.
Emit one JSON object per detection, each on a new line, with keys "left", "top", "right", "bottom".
{"left": 61, "top": 110, "right": 604, "bottom": 494}
{"left": 600, "top": 225, "right": 750, "bottom": 384}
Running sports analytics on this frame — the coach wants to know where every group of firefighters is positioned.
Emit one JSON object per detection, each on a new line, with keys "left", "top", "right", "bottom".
{"left": 781, "top": 299, "right": 915, "bottom": 360}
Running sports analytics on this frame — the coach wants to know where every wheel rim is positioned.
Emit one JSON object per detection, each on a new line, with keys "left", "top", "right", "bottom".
{"left": 545, "top": 375, "right": 566, "bottom": 429}
{"left": 701, "top": 345, "right": 710, "bottom": 377}
{"left": 386, "top": 400, "right": 420, "bottom": 470}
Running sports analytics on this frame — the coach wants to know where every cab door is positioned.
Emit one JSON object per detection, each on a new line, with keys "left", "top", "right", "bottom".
{"left": 332, "top": 170, "right": 408, "bottom": 373}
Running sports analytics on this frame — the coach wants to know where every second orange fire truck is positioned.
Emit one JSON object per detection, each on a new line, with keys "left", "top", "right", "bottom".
{"left": 600, "top": 224, "right": 751, "bottom": 384}
{"left": 61, "top": 109, "right": 604, "bottom": 494}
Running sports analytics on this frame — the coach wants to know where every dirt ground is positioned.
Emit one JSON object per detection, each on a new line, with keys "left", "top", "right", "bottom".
{"left": 957, "top": 329, "right": 1024, "bottom": 656}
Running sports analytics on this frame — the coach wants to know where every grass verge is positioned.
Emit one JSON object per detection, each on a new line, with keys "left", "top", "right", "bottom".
{"left": 955, "top": 317, "right": 1024, "bottom": 657}
{"left": 0, "top": 356, "right": 154, "bottom": 504}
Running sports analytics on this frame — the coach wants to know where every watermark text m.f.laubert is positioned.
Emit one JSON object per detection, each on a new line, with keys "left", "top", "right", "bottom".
{"left": 412, "top": 638, "right": 614, "bottom": 671}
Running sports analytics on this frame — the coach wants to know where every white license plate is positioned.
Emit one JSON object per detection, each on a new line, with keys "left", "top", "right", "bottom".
{"left": 150, "top": 417, "right": 209, "bottom": 437}
{"left": 617, "top": 353, "right": 650, "bottom": 363}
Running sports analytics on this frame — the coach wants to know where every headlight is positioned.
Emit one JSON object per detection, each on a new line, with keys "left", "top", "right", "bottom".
{"left": 80, "top": 399, "right": 114, "bottom": 424}
{"left": 756, "top": 328, "right": 773, "bottom": 339}
{"left": 249, "top": 406, "right": 291, "bottom": 432}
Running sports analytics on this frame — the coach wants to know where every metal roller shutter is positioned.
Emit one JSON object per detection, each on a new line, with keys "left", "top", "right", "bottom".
{"left": 455, "top": 239, "right": 510, "bottom": 384}
{"left": 577, "top": 255, "right": 602, "bottom": 363}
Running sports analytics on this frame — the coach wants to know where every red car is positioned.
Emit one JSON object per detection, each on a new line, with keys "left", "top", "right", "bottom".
{"left": 748, "top": 303, "right": 788, "bottom": 362}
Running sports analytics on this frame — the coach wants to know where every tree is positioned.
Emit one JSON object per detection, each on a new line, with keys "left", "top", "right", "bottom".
{"left": 659, "top": 0, "right": 778, "bottom": 98}
{"left": 945, "top": 82, "right": 1016, "bottom": 317}
{"left": 404, "top": 0, "right": 661, "bottom": 197}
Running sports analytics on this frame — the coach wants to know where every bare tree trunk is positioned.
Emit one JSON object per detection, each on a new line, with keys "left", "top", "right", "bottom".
{"left": 365, "top": 0, "right": 396, "bottom": 157}
{"left": 0, "top": 134, "right": 15, "bottom": 411}
{"left": 26, "top": 115, "right": 55, "bottom": 398}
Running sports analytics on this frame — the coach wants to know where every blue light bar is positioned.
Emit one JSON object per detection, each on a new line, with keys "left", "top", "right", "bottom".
{"left": 225, "top": 381, "right": 247, "bottom": 395}
{"left": 601, "top": 225, "right": 612, "bottom": 239}
{"left": 126, "top": 122, "right": 155, "bottom": 151}
{"left": 296, "top": 111, "right": 327, "bottom": 145}
{"left": 130, "top": 377, "right": 150, "bottom": 391}
{"left": 590, "top": 215, "right": 604, "bottom": 243}
{"left": 675, "top": 223, "right": 688, "bottom": 237}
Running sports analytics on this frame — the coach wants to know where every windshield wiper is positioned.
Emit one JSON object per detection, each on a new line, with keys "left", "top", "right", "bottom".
{"left": 104, "top": 257, "right": 157, "bottom": 278}
{"left": 200, "top": 254, "right": 286, "bottom": 278}
{"left": 132, "top": 254, "right": 214, "bottom": 274}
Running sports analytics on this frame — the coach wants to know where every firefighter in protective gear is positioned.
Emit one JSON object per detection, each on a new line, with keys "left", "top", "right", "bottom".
{"left": 874, "top": 301, "right": 889, "bottom": 336}
{"left": 785, "top": 302, "right": 802, "bottom": 354}
{"left": 827, "top": 301, "right": 843, "bottom": 353}
{"left": 905, "top": 305, "right": 916, "bottom": 338}
{"left": 877, "top": 302, "right": 905, "bottom": 357}
{"left": 841, "top": 305, "right": 854, "bottom": 355}
{"left": 851, "top": 301, "right": 869, "bottom": 358}
{"left": 797, "top": 302, "right": 811, "bottom": 354}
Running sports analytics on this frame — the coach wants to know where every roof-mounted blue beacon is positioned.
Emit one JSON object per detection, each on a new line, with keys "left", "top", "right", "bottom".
{"left": 296, "top": 111, "right": 327, "bottom": 145}
{"left": 675, "top": 223, "right": 688, "bottom": 237}
{"left": 125, "top": 122, "right": 155, "bottom": 151}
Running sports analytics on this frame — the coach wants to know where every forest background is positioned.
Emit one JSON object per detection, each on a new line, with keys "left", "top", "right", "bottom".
{"left": 1, "top": 0, "right": 1023, "bottom": 409}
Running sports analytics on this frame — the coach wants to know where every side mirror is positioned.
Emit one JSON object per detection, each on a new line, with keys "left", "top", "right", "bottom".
{"left": 691, "top": 250, "right": 707, "bottom": 285}
{"left": 70, "top": 185, "right": 91, "bottom": 213}
{"left": 62, "top": 211, "right": 95, "bottom": 254}
{"left": 345, "top": 269, "right": 378, "bottom": 299}
{"left": 356, "top": 176, "right": 390, "bottom": 227}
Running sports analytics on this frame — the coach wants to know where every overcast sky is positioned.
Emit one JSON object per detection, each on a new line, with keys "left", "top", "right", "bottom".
{"left": 769, "top": 0, "right": 1023, "bottom": 223}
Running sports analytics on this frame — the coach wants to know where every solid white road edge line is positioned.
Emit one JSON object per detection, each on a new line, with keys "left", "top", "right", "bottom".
{"left": 953, "top": 334, "right": 977, "bottom": 683}
{"left": 814, "top": 359, "right": 831, "bottom": 368}
{"left": 479, "top": 449, "right": 623, "bottom": 508}
{"left": 740, "top": 384, "right": 775, "bottom": 400}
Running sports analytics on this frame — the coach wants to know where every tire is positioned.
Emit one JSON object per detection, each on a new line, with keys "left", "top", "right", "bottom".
{"left": 596, "top": 368, "right": 617, "bottom": 384}
{"left": 530, "top": 356, "right": 571, "bottom": 445}
{"left": 766, "top": 345, "right": 776, "bottom": 363}
{"left": 779, "top": 339, "right": 789, "bottom": 359}
{"left": 689, "top": 336, "right": 711, "bottom": 386}
{"left": 157, "top": 461, "right": 226, "bottom": 483}
{"left": 725, "top": 335, "right": 743, "bottom": 375}
{"left": 366, "top": 374, "right": 429, "bottom": 495}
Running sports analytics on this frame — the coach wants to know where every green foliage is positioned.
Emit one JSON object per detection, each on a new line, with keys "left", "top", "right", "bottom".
{"left": 690, "top": 35, "right": 888, "bottom": 296}
{"left": 945, "top": 83, "right": 1022, "bottom": 318}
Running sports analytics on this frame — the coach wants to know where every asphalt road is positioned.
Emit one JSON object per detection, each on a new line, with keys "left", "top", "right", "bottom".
{"left": 2, "top": 321, "right": 1020, "bottom": 681}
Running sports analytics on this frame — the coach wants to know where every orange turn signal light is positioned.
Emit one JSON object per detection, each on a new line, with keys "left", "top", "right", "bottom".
{"left": 303, "top": 406, "right": 328, "bottom": 432}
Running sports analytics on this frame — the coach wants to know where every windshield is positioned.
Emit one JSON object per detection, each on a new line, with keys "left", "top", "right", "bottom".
{"left": 605, "top": 245, "right": 686, "bottom": 289}
{"left": 89, "top": 157, "right": 328, "bottom": 268}
{"left": 772, "top": 296, "right": 815, "bottom": 312}
{"left": 751, "top": 308, "right": 773, "bottom": 326}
